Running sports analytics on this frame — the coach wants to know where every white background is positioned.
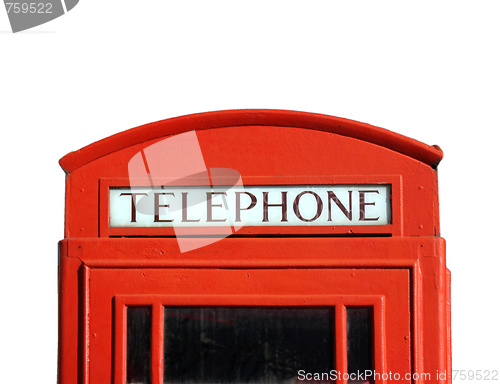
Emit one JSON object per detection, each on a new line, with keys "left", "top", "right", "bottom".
{"left": 1, "top": 1, "right": 499, "bottom": 382}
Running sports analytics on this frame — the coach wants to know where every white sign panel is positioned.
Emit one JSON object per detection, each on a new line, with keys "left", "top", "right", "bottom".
{"left": 109, "top": 185, "right": 391, "bottom": 227}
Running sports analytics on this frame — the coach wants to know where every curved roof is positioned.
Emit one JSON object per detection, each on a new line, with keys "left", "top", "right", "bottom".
{"left": 59, "top": 109, "right": 443, "bottom": 173}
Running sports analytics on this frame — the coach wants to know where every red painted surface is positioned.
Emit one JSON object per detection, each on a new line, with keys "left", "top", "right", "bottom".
{"left": 58, "top": 110, "right": 450, "bottom": 384}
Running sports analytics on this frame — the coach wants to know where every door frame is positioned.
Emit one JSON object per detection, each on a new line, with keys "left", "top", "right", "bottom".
{"left": 113, "top": 293, "right": 387, "bottom": 384}
{"left": 58, "top": 236, "right": 447, "bottom": 384}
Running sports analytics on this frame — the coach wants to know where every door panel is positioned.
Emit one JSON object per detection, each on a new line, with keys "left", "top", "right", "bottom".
{"left": 88, "top": 268, "right": 410, "bottom": 384}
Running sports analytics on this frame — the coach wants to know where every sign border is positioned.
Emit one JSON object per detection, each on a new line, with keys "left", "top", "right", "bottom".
{"left": 99, "top": 175, "right": 402, "bottom": 237}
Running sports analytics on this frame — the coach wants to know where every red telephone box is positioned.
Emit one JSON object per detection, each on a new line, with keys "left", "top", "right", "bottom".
{"left": 58, "top": 110, "right": 450, "bottom": 384}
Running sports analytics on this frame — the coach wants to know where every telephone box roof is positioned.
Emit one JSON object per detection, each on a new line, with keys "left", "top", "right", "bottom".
{"left": 59, "top": 109, "right": 443, "bottom": 173}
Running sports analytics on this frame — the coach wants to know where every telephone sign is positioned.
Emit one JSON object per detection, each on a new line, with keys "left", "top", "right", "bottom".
{"left": 109, "top": 184, "right": 391, "bottom": 227}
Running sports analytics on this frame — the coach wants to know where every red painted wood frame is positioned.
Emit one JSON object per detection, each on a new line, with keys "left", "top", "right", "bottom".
{"left": 59, "top": 236, "right": 448, "bottom": 384}
{"left": 58, "top": 110, "right": 450, "bottom": 384}
{"left": 113, "top": 293, "right": 389, "bottom": 384}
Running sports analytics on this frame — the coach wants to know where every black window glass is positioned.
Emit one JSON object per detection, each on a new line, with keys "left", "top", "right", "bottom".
{"left": 346, "top": 306, "right": 373, "bottom": 380}
{"left": 127, "top": 306, "right": 152, "bottom": 384}
{"left": 163, "top": 307, "right": 334, "bottom": 383}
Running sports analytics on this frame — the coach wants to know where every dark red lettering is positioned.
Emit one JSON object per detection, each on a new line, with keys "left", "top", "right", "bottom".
{"left": 120, "top": 192, "right": 148, "bottom": 223}
{"left": 206, "top": 192, "right": 227, "bottom": 222}
{"left": 235, "top": 192, "right": 257, "bottom": 222}
{"left": 327, "top": 191, "right": 352, "bottom": 221}
{"left": 359, "top": 190, "right": 379, "bottom": 221}
{"left": 263, "top": 192, "right": 288, "bottom": 222}
{"left": 181, "top": 192, "right": 200, "bottom": 222}
{"left": 293, "top": 191, "right": 323, "bottom": 222}
{"left": 154, "top": 192, "right": 175, "bottom": 222}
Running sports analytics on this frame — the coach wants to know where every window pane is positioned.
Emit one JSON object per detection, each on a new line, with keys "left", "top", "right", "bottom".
{"left": 127, "top": 306, "right": 152, "bottom": 384}
{"left": 346, "top": 307, "right": 373, "bottom": 379}
{"left": 164, "top": 307, "right": 334, "bottom": 383}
